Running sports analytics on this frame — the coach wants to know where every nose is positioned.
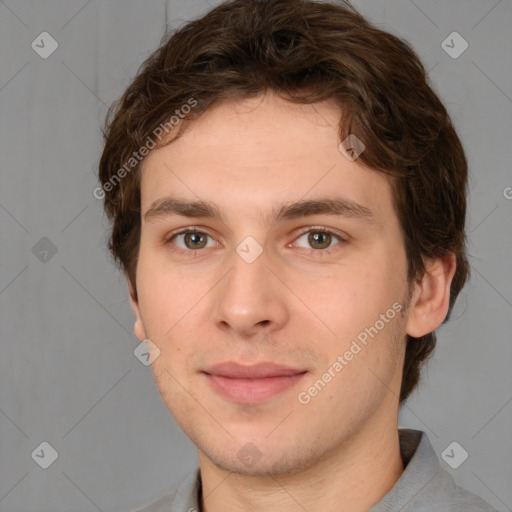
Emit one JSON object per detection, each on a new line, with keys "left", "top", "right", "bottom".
{"left": 210, "top": 244, "right": 289, "bottom": 339}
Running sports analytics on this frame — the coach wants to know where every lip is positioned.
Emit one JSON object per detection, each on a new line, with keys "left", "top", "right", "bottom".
{"left": 202, "top": 362, "right": 307, "bottom": 404}
{"left": 204, "top": 361, "right": 306, "bottom": 378}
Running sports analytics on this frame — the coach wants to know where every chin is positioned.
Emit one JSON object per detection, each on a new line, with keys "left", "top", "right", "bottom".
{"left": 198, "top": 432, "right": 327, "bottom": 479}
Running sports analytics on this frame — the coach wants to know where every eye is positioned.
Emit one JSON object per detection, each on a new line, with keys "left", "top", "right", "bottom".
{"left": 164, "top": 226, "right": 346, "bottom": 256}
{"left": 293, "top": 227, "right": 345, "bottom": 253}
{"left": 165, "top": 228, "right": 217, "bottom": 251}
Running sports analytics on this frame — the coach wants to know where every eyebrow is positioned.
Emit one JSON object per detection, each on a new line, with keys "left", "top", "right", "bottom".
{"left": 143, "top": 196, "right": 375, "bottom": 225}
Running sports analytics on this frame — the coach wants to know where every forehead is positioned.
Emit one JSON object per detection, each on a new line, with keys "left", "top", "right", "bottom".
{"left": 139, "top": 93, "right": 396, "bottom": 226}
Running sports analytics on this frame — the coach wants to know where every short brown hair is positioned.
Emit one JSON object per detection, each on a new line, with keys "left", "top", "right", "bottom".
{"left": 98, "top": 0, "right": 470, "bottom": 404}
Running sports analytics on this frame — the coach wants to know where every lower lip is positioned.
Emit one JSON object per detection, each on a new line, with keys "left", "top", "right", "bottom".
{"left": 204, "top": 372, "right": 307, "bottom": 404}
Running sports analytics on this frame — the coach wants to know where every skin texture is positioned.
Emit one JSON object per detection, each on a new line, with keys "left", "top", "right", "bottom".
{"left": 129, "top": 92, "right": 456, "bottom": 512}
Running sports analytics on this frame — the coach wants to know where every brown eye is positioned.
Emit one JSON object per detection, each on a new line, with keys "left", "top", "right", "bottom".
{"left": 183, "top": 232, "right": 208, "bottom": 249}
{"left": 308, "top": 231, "right": 332, "bottom": 249}
{"left": 167, "top": 229, "right": 215, "bottom": 252}
{"left": 293, "top": 228, "right": 345, "bottom": 253}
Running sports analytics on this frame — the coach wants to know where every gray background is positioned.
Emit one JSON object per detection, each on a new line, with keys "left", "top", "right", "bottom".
{"left": 0, "top": 0, "right": 511, "bottom": 511}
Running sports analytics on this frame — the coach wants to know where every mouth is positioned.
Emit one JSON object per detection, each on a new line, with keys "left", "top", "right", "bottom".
{"left": 202, "top": 362, "right": 308, "bottom": 404}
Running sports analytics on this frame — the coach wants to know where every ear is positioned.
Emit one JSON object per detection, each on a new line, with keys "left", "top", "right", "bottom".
{"left": 405, "top": 253, "right": 457, "bottom": 338}
{"left": 128, "top": 280, "right": 147, "bottom": 341}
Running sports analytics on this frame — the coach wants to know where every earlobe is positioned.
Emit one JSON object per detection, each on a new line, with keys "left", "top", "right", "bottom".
{"left": 405, "top": 254, "right": 457, "bottom": 338}
{"left": 128, "top": 281, "right": 147, "bottom": 341}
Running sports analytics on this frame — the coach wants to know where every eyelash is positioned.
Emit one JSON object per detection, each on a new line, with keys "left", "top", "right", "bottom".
{"left": 163, "top": 226, "right": 346, "bottom": 257}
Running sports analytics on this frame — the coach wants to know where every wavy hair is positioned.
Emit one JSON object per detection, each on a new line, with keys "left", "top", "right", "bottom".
{"left": 98, "top": 0, "right": 470, "bottom": 403}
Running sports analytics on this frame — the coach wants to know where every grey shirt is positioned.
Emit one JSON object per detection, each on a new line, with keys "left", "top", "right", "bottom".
{"left": 135, "top": 429, "right": 498, "bottom": 512}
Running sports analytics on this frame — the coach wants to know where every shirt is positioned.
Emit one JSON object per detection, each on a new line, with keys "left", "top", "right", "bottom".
{"left": 134, "top": 429, "right": 498, "bottom": 512}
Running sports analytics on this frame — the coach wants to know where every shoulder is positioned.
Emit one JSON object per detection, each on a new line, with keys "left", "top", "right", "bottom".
{"left": 132, "top": 467, "right": 201, "bottom": 512}
{"left": 373, "top": 430, "right": 499, "bottom": 512}
{"left": 375, "top": 462, "right": 499, "bottom": 512}
{"left": 421, "top": 469, "right": 499, "bottom": 511}
{"left": 450, "top": 481, "right": 499, "bottom": 512}
{"left": 133, "top": 490, "right": 179, "bottom": 512}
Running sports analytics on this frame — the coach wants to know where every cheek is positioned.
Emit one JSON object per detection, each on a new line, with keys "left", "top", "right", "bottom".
{"left": 292, "top": 255, "right": 406, "bottom": 370}
{"left": 135, "top": 251, "right": 210, "bottom": 340}
{"left": 289, "top": 262, "right": 389, "bottom": 333}
{"left": 135, "top": 259, "right": 219, "bottom": 385}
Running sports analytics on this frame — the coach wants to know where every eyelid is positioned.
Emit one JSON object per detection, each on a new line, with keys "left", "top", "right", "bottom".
{"left": 163, "top": 226, "right": 218, "bottom": 247}
{"left": 163, "top": 226, "right": 203, "bottom": 242}
{"left": 289, "top": 226, "right": 347, "bottom": 254}
{"left": 292, "top": 225, "right": 348, "bottom": 242}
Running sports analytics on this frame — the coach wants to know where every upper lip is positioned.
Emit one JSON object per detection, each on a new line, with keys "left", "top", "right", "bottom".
{"left": 203, "top": 362, "right": 307, "bottom": 379}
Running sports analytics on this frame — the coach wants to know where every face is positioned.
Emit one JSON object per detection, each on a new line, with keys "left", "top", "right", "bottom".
{"left": 130, "top": 92, "right": 419, "bottom": 477}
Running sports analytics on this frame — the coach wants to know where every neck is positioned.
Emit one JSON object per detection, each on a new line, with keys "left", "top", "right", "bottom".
{"left": 199, "top": 414, "right": 404, "bottom": 512}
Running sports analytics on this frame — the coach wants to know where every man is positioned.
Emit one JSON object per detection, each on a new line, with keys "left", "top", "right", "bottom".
{"left": 98, "top": 1, "right": 497, "bottom": 510}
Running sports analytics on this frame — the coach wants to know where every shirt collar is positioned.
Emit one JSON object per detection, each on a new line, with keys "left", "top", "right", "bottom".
{"left": 369, "top": 429, "right": 446, "bottom": 511}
